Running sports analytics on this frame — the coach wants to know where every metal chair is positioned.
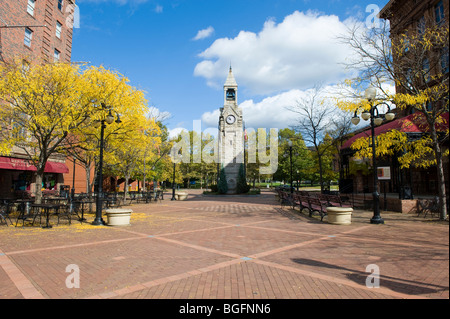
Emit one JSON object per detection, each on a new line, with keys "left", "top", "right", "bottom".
{"left": 0, "top": 200, "right": 14, "bottom": 226}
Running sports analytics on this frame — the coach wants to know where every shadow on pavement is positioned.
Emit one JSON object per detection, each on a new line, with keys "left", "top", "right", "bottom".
{"left": 291, "top": 258, "right": 448, "bottom": 296}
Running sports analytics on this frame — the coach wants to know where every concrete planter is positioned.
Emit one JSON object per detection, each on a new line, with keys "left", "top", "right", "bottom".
{"left": 105, "top": 208, "right": 133, "bottom": 226}
{"left": 327, "top": 207, "right": 353, "bottom": 225}
{"left": 175, "top": 192, "right": 188, "bottom": 201}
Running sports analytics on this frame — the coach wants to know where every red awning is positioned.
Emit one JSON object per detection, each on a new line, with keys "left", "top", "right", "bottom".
{"left": 342, "top": 112, "right": 449, "bottom": 149}
{"left": 44, "top": 161, "right": 69, "bottom": 174}
{"left": 0, "top": 157, "right": 69, "bottom": 174}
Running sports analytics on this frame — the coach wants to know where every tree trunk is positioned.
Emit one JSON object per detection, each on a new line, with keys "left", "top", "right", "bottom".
{"left": 85, "top": 166, "right": 91, "bottom": 197}
{"left": 34, "top": 171, "right": 44, "bottom": 204}
{"left": 430, "top": 127, "right": 448, "bottom": 220}
{"left": 85, "top": 165, "right": 94, "bottom": 212}
{"left": 317, "top": 154, "right": 324, "bottom": 193}
{"left": 124, "top": 175, "right": 129, "bottom": 202}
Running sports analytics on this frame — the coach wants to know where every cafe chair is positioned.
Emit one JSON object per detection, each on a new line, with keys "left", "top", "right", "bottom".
{"left": 0, "top": 201, "right": 14, "bottom": 226}
{"left": 55, "top": 204, "right": 72, "bottom": 225}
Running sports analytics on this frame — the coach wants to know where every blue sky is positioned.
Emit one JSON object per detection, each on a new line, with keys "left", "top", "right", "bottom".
{"left": 72, "top": 0, "right": 390, "bottom": 136}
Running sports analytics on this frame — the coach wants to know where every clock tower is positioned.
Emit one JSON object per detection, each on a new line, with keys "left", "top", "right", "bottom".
{"left": 218, "top": 67, "right": 244, "bottom": 194}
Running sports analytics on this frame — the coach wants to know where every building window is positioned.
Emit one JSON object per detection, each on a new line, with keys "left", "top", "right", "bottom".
{"left": 54, "top": 49, "right": 60, "bottom": 62}
{"left": 56, "top": 21, "right": 62, "bottom": 38}
{"left": 404, "top": 37, "right": 410, "bottom": 53}
{"left": 24, "top": 28, "right": 33, "bottom": 47}
{"left": 441, "top": 47, "right": 449, "bottom": 74}
{"left": 417, "top": 16, "right": 425, "bottom": 37}
{"left": 435, "top": 0, "right": 445, "bottom": 25}
{"left": 27, "top": 0, "right": 36, "bottom": 16}
{"left": 58, "top": 0, "right": 63, "bottom": 11}
{"left": 22, "top": 60, "right": 30, "bottom": 74}
{"left": 422, "top": 58, "right": 430, "bottom": 82}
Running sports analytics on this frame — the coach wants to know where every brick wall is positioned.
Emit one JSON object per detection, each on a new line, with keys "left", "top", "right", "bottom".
{"left": 0, "top": 0, "right": 74, "bottom": 64}
{"left": 64, "top": 157, "right": 95, "bottom": 194}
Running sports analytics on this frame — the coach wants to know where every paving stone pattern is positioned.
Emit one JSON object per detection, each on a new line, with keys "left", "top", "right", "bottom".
{"left": 0, "top": 189, "right": 448, "bottom": 300}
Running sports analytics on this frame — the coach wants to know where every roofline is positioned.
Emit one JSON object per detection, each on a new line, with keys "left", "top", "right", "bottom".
{"left": 379, "top": 0, "right": 396, "bottom": 19}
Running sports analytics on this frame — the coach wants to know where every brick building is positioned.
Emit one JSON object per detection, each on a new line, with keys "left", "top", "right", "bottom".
{"left": 0, "top": 0, "right": 89, "bottom": 198}
{"left": 339, "top": 0, "right": 449, "bottom": 213}
{"left": 0, "top": 0, "right": 75, "bottom": 64}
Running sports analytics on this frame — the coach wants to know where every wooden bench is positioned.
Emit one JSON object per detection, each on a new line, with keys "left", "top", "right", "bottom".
{"left": 322, "top": 194, "right": 353, "bottom": 208}
{"left": 279, "top": 191, "right": 293, "bottom": 208}
{"left": 292, "top": 194, "right": 310, "bottom": 212}
{"left": 307, "top": 197, "right": 327, "bottom": 222}
{"left": 318, "top": 194, "right": 331, "bottom": 207}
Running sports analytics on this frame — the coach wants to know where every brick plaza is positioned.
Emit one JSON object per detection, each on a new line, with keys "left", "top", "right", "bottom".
{"left": 0, "top": 189, "right": 448, "bottom": 301}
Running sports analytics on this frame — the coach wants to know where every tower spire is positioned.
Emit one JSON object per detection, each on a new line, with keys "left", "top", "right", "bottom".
{"left": 224, "top": 66, "right": 237, "bottom": 87}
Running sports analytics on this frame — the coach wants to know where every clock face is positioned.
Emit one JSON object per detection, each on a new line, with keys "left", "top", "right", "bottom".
{"left": 226, "top": 115, "right": 236, "bottom": 124}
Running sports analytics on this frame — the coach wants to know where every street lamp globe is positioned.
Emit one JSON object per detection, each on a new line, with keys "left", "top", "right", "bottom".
{"left": 361, "top": 111, "right": 371, "bottom": 121}
{"left": 385, "top": 112, "right": 395, "bottom": 121}
{"left": 106, "top": 110, "right": 115, "bottom": 124}
{"left": 374, "top": 117, "right": 383, "bottom": 126}
{"left": 364, "top": 87, "right": 377, "bottom": 101}
{"left": 351, "top": 115, "right": 360, "bottom": 126}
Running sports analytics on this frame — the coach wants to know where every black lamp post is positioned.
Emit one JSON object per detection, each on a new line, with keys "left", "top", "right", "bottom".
{"left": 171, "top": 151, "right": 182, "bottom": 201}
{"left": 92, "top": 106, "right": 121, "bottom": 226}
{"left": 288, "top": 140, "right": 294, "bottom": 195}
{"left": 71, "top": 157, "right": 76, "bottom": 200}
{"left": 171, "top": 161, "right": 177, "bottom": 201}
{"left": 351, "top": 87, "right": 395, "bottom": 224}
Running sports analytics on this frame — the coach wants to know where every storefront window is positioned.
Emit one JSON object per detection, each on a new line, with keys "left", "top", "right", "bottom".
{"left": 12, "top": 172, "right": 32, "bottom": 191}
{"left": 43, "top": 173, "right": 57, "bottom": 190}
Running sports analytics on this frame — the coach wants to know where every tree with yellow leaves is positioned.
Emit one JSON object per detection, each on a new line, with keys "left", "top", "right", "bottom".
{"left": 104, "top": 117, "right": 161, "bottom": 201}
{"left": 0, "top": 60, "right": 153, "bottom": 204}
{"left": 67, "top": 66, "right": 157, "bottom": 200}
{"left": 0, "top": 60, "right": 92, "bottom": 203}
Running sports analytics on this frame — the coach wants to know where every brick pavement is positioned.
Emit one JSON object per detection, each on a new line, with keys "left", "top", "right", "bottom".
{"left": 0, "top": 189, "right": 448, "bottom": 302}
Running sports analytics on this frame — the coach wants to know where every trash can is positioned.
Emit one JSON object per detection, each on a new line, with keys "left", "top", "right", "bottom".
{"left": 401, "top": 186, "right": 413, "bottom": 199}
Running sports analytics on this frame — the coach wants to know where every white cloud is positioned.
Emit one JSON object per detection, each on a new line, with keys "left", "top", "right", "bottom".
{"left": 194, "top": 10, "right": 359, "bottom": 95}
{"left": 154, "top": 5, "right": 163, "bottom": 13}
{"left": 201, "top": 88, "right": 312, "bottom": 130}
{"left": 193, "top": 26, "right": 215, "bottom": 41}
{"left": 146, "top": 106, "right": 171, "bottom": 122}
{"left": 200, "top": 82, "right": 396, "bottom": 132}
{"left": 168, "top": 127, "right": 188, "bottom": 139}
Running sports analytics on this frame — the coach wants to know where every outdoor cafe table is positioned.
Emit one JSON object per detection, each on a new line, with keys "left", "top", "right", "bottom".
{"left": 43, "top": 197, "right": 68, "bottom": 205}
{"left": 30, "top": 203, "right": 62, "bottom": 229}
